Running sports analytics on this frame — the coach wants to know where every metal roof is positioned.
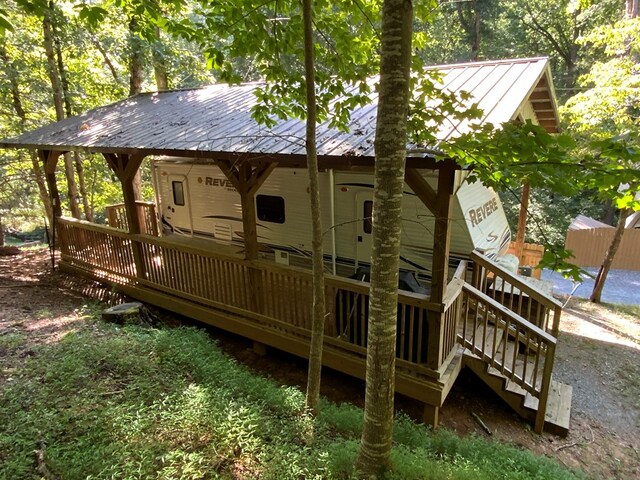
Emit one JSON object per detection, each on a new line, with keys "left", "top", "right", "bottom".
{"left": 0, "top": 57, "right": 559, "bottom": 163}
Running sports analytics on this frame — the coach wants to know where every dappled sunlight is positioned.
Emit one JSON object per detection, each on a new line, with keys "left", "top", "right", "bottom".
{"left": 22, "top": 312, "right": 87, "bottom": 345}
{"left": 560, "top": 306, "right": 640, "bottom": 351}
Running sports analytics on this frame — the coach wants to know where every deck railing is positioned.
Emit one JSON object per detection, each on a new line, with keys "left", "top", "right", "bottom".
{"left": 470, "top": 250, "right": 562, "bottom": 337}
{"left": 105, "top": 201, "right": 159, "bottom": 236}
{"left": 57, "top": 217, "right": 461, "bottom": 376}
{"left": 458, "top": 282, "right": 556, "bottom": 433}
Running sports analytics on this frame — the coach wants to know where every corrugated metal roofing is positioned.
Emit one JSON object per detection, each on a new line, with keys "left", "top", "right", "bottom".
{"left": 0, "top": 57, "right": 559, "bottom": 160}
{"left": 568, "top": 215, "right": 613, "bottom": 231}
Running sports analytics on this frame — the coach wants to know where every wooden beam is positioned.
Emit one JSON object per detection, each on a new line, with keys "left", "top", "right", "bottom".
{"left": 529, "top": 90, "right": 550, "bottom": 101}
{"left": 431, "top": 161, "right": 456, "bottom": 304}
{"left": 247, "top": 162, "right": 278, "bottom": 196}
{"left": 123, "top": 152, "right": 146, "bottom": 182}
{"left": 216, "top": 159, "right": 277, "bottom": 261}
{"left": 102, "top": 152, "right": 147, "bottom": 183}
{"left": 121, "top": 174, "right": 146, "bottom": 278}
{"left": 405, "top": 168, "right": 437, "bottom": 215}
{"left": 514, "top": 182, "right": 530, "bottom": 261}
{"left": 215, "top": 159, "right": 241, "bottom": 191}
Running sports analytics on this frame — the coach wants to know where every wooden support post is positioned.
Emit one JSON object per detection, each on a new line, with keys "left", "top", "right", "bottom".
{"left": 253, "top": 341, "right": 267, "bottom": 356}
{"left": 216, "top": 160, "right": 277, "bottom": 315}
{"left": 239, "top": 163, "right": 259, "bottom": 261}
{"left": 423, "top": 402, "right": 439, "bottom": 428}
{"left": 217, "top": 160, "right": 277, "bottom": 261}
{"left": 431, "top": 162, "right": 455, "bottom": 304}
{"left": 425, "top": 163, "right": 455, "bottom": 370}
{"left": 104, "top": 152, "right": 147, "bottom": 279}
{"left": 515, "top": 182, "right": 530, "bottom": 262}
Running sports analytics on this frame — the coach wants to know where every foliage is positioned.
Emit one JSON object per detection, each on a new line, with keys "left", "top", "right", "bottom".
{"left": 500, "top": 185, "right": 607, "bottom": 245}
{"left": 561, "top": 16, "right": 640, "bottom": 139}
{"left": 0, "top": 317, "right": 584, "bottom": 479}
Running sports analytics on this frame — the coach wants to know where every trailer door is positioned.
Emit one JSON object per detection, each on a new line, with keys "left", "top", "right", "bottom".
{"left": 355, "top": 192, "right": 373, "bottom": 267}
{"left": 166, "top": 174, "right": 193, "bottom": 235}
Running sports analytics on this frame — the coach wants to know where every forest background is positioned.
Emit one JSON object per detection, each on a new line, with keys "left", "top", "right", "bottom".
{"left": 0, "top": 0, "right": 638, "bottom": 249}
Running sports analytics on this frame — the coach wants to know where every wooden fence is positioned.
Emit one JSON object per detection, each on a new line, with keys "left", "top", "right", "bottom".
{"left": 105, "top": 201, "right": 159, "bottom": 236}
{"left": 565, "top": 228, "right": 640, "bottom": 270}
{"left": 57, "top": 217, "right": 460, "bottom": 376}
{"left": 506, "top": 241, "right": 544, "bottom": 279}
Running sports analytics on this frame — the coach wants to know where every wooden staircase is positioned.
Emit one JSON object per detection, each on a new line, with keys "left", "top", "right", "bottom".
{"left": 455, "top": 252, "right": 573, "bottom": 435}
{"left": 461, "top": 324, "right": 572, "bottom": 436}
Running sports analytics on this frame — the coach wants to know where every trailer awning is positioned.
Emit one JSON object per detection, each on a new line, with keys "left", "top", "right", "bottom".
{"left": 0, "top": 57, "right": 559, "bottom": 168}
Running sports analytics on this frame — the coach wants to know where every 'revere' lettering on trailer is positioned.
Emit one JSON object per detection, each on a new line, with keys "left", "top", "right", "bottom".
{"left": 468, "top": 198, "right": 499, "bottom": 227}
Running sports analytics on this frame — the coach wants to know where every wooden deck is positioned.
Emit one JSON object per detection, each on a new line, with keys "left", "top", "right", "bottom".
{"left": 56, "top": 217, "right": 571, "bottom": 433}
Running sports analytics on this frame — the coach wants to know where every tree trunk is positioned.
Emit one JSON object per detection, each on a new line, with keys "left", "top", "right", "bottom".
{"left": 74, "top": 152, "right": 93, "bottom": 222}
{"left": 356, "top": 0, "right": 413, "bottom": 476}
{"left": 471, "top": 0, "right": 481, "bottom": 61}
{"left": 0, "top": 216, "right": 4, "bottom": 247}
{"left": 128, "top": 18, "right": 144, "bottom": 200}
{"left": 43, "top": 5, "right": 81, "bottom": 219}
{"left": 152, "top": 27, "right": 169, "bottom": 91}
{"left": 0, "top": 43, "right": 53, "bottom": 226}
{"left": 90, "top": 34, "right": 120, "bottom": 83}
{"left": 456, "top": 0, "right": 481, "bottom": 60}
{"left": 128, "top": 18, "right": 144, "bottom": 96}
{"left": 52, "top": 9, "right": 92, "bottom": 221}
{"left": 592, "top": 0, "right": 640, "bottom": 302}
{"left": 302, "top": 0, "right": 326, "bottom": 417}
{"left": 590, "top": 209, "right": 631, "bottom": 303}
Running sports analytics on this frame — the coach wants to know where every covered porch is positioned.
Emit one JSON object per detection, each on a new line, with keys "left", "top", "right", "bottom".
{"left": 55, "top": 210, "right": 567, "bottom": 434}
{"left": 1, "top": 57, "right": 570, "bottom": 433}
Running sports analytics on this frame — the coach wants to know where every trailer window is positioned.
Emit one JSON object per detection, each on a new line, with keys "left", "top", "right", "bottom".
{"left": 257, "top": 195, "right": 285, "bottom": 224}
{"left": 172, "top": 181, "right": 185, "bottom": 206}
{"left": 363, "top": 200, "right": 373, "bottom": 234}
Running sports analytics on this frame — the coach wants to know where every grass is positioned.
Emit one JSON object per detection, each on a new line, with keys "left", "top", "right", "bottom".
{"left": 0, "top": 315, "right": 585, "bottom": 480}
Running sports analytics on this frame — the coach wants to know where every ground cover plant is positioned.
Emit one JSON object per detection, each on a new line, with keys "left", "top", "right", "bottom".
{"left": 0, "top": 306, "right": 584, "bottom": 480}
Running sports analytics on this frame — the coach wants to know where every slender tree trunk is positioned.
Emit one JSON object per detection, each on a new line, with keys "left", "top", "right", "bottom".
{"left": 74, "top": 152, "right": 93, "bottom": 222}
{"left": 456, "top": 0, "right": 481, "bottom": 60}
{"left": 43, "top": 4, "right": 82, "bottom": 219}
{"left": 52, "top": 11, "right": 92, "bottom": 221}
{"left": 356, "top": 0, "right": 413, "bottom": 476}
{"left": 590, "top": 209, "right": 631, "bottom": 303}
{"left": 0, "top": 216, "right": 4, "bottom": 247}
{"left": 52, "top": 14, "right": 72, "bottom": 118}
{"left": 627, "top": 0, "right": 639, "bottom": 19}
{"left": 302, "top": 0, "right": 326, "bottom": 417}
{"left": 128, "top": 18, "right": 144, "bottom": 200}
{"left": 128, "top": 18, "right": 144, "bottom": 96}
{"left": 0, "top": 43, "right": 53, "bottom": 225}
{"left": 90, "top": 34, "right": 120, "bottom": 83}
{"left": 152, "top": 27, "right": 169, "bottom": 91}
{"left": 471, "top": 0, "right": 481, "bottom": 61}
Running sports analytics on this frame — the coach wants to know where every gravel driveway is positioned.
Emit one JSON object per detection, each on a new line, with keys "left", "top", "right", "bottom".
{"left": 542, "top": 268, "right": 640, "bottom": 306}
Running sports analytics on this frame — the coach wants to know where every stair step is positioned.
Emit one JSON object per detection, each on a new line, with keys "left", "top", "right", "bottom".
{"left": 543, "top": 380, "right": 573, "bottom": 436}
{"left": 470, "top": 323, "right": 505, "bottom": 356}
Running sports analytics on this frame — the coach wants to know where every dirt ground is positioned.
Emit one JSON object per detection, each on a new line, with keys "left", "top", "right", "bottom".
{"left": 1, "top": 248, "right": 638, "bottom": 479}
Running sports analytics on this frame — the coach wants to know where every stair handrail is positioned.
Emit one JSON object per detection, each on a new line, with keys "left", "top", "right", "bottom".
{"left": 470, "top": 250, "right": 562, "bottom": 336}
{"left": 459, "top": 282, "right": 556, "bottom": 434}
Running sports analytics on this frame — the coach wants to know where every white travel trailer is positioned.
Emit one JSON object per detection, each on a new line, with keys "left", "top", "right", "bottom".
{"left": 153, "top": 159, "right": 512, "bottom": 281}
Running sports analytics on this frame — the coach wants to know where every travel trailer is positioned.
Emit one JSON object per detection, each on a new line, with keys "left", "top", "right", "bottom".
{"left": 153, "top": 159, "right": 512, "bottom": 281}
